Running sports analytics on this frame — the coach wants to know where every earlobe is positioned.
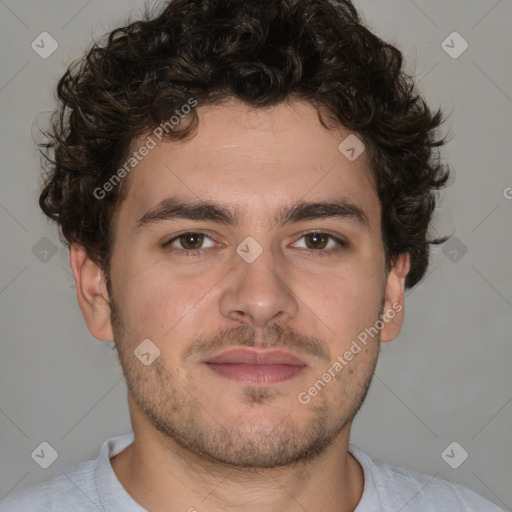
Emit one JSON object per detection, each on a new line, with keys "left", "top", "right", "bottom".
{"left": 380, "top": 253, "right": 410, "bottom": 343}
{"left": 70, "top": 243, "right": 114, "bottom": 341}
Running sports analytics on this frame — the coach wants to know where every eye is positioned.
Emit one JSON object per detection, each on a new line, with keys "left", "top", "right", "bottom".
{"left": 291, "top": 231, "right": 347, "bottom": 255}
{"left": 162, "top": 230, "right": 347, "bottom": 257}
{"left": 163, "top": 231, "right": 216, "bottom": 255}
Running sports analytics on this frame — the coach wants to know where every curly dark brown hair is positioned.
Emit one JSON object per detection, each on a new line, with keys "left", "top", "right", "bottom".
{"left": 39, "top": 0, "right": 451, "bottom": 290}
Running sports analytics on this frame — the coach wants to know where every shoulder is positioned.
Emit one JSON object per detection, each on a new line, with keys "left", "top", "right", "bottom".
{"left": 349, "top": 444, "right": 505, "bottom": 511}
{"left": 0, "top": 460, "right": 99, "bottom": 511}
{"left": 0, "top": 434, "right": 134, "bottom": 512}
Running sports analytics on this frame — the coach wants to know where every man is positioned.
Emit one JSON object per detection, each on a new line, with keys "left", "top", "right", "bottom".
{"left": 0, "top": 0, "right": 503, "bottom": 510}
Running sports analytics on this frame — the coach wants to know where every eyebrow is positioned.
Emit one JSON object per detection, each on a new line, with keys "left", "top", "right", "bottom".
{"left": 134, "top": 196, "right": 369, "bottom": 232}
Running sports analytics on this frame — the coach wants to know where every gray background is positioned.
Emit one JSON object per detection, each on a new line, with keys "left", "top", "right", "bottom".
{"left": 1, "top": 0, "right": 511, "bottom": 509}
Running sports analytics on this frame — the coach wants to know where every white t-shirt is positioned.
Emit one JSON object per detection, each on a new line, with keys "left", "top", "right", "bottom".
{"left": 0, "top": 433, "right": 504, "bottom": 511}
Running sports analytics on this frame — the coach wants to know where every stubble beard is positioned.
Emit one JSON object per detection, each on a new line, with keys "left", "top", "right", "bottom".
{"left": 109, "top": 295, "right": 379, "bottom": 469}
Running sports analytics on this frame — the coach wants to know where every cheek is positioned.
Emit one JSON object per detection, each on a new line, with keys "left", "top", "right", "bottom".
{"left": 115, "top": 260, "right": 218, "bottom": 344}
{"left": 296, "top": 262, "right": 384, "bottom": 347}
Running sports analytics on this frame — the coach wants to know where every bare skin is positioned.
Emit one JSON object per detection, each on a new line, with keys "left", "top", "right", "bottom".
{"left": 71, "top": 98, "right": 409, "bottom": 512}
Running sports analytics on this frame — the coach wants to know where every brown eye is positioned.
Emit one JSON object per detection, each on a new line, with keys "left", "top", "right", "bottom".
{"left": 291, "top": 231, "right": 347, "bottom": 255}
{"left": 164, "top": 231, "right": 216, "bottom": 254}
{"left": 304, "top": 232, "right": 330, "bottom": 250}
{"left": 178, "top": 233, "right": 204, "bottom": 250}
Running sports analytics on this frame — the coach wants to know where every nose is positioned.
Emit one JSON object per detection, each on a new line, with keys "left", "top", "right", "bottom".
{"left": 218, "top": 240, "right": 299, "bottom": 328}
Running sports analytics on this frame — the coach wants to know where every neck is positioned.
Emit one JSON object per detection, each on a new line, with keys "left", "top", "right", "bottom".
{"left": 111, "top": 410, "right": 364, "bottom": 512}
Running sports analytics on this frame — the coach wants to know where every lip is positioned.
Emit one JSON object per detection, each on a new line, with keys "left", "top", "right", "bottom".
{"left": 205, "top": 348, "right": 307, "bottom": 366}
{"left": 203, "top": 348, "right": 307, "bottom": 384}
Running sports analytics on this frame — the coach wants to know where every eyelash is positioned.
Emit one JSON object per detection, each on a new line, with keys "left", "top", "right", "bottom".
{"left": 162, "top": 230, "right": 347, "bottom": 257}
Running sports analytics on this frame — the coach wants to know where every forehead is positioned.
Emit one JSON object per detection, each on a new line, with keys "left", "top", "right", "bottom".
{"left": 116, "top": 99, "right": 379, "bottom": 229}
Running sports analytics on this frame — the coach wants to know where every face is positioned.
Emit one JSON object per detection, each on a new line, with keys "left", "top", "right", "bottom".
{"left": 96, "top": 99, "right": 406, "bottom": 468}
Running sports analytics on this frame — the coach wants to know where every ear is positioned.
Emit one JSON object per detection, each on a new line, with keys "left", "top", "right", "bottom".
{"left": 379, "top": 252, "right": 410, "bottom": 343}
{"left": 70, "top": 242, "right": 114, "bottom": 341}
